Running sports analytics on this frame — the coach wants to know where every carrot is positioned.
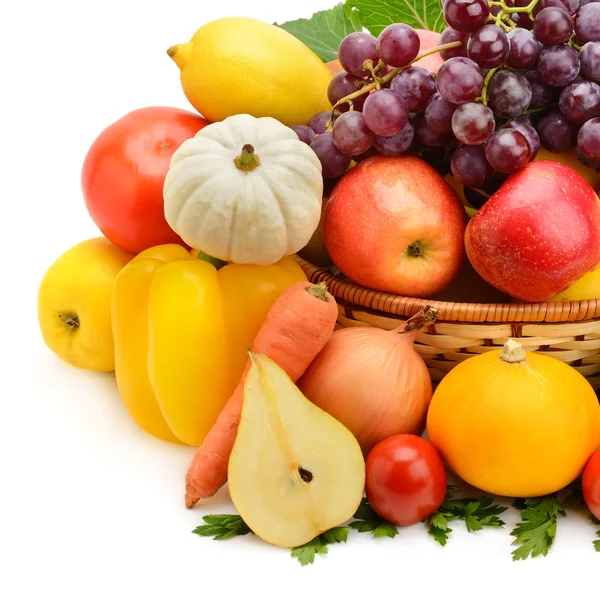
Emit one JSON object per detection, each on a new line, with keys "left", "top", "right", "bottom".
{"left": 184, "top": 281, "right": 338, "bottom": 508}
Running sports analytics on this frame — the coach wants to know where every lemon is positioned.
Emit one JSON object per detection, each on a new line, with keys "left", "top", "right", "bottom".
{"left": 167, "top": 17, "right": 332, "bottom": 127}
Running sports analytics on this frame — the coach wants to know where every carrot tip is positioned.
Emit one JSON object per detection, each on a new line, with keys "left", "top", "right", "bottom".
{"left": 185, "top": 491, "right": 200, "bottom": 509}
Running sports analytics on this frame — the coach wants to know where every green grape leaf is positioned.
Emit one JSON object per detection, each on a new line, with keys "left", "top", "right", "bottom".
{"left": 347, "top": 0, "right": 446, "bottom": 35}
{"left": 276, "top": 3, "right": 363, "bottom": 63}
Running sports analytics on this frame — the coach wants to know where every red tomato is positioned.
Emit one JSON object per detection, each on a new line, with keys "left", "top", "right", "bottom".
{"left": 82, "top": 106, "right": 209, "bottom": 254}
{"left": 583, "top": 450, "right": 600, "bottom": 521}
{"left": 365, "top": 434, "right": 447, "bottom": 526}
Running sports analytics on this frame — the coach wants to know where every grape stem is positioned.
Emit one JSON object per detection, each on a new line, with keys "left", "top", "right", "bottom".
{"left": 487, "top": 0, "right": 539, "bottom": 31}
{"left": 478, "top": 67, "right": 500, "bottom": 106}
{"left": 329, "top": 41, "right": 462, "bottom": 121}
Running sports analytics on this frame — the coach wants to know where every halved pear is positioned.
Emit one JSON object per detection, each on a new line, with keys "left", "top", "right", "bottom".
{"left": 228, "top": 352, "right": 366, "bottom": 548}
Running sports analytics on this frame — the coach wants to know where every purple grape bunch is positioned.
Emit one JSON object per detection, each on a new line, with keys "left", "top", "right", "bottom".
{"left": 289, "top": 0, "right": 600, "bottom": 198}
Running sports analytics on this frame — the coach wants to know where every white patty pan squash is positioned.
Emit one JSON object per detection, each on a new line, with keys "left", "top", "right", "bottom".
{"left": 163, "top": 114, "right": 323, "bottom": 265}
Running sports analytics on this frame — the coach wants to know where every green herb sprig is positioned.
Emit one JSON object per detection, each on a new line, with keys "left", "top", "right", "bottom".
{"left": 350, "top": 498, "right": 399, "bottom": 539}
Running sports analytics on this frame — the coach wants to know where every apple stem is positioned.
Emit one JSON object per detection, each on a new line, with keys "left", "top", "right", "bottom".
{"left": 60, "top": 313, "right": 80, "bottom": 331}
{"left": 500, "top": 339, "right": 527, "bottom": 363}
{"left": 307, "top": 282, "right": 329, "bottom": 301}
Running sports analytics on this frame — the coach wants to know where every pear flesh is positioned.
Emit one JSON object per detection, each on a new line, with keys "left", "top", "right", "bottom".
{"left": 228, "top": 352, "right": 366, "bottom": 548}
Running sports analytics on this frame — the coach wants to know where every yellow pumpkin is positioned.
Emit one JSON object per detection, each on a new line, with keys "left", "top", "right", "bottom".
{"left": 426, "top": 339, "right": 600, "bottom": 498}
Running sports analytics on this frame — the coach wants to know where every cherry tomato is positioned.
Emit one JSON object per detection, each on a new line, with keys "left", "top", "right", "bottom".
{"left": 365, "top": 434, "right": 447, "bottom": 526}
{"left": 82, "top": 106, "right": 209, "bottom": 254}
{"left": 583, "top": 450, "right": 600, "bottom": 521}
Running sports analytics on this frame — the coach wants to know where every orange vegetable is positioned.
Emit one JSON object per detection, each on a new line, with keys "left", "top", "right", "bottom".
{"left": 184, "top": 282, "right": 339, "bottom": 508}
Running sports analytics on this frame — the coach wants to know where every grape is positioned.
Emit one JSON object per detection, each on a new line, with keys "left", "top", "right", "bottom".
{"left": 511, "top": 0, "right": 535, "bottom": 29}
{"left": 451, "top": 145, "right": 495, "bottom": 186}
{"left": 309, "top": 111, "right": 340, "bottom": 134}
{"left": 310, "top": 133, "right": 351, "bottom": 178}
{"left": 439, "top": 27, "right": 470, "bottom": 59}
{"left": 487, "top": 71, "right": 532, "bottom": 119}
{"left": 559, "top": 81, "right": 600, "bottom": 124}
{"left": 485, "top": 129, "right": 531, "bottom": 173}
{"left": 575, "top": 4, "right": 600, "bottom": 43}
{"left": 291, "top": 125, "right": 316, "bottom": 145}
{"left": 414, "top": 114, "right": 451, "bottom": 147}
{"left": 451, "top": 102, "right": 495, "bottom": 145}
{"left": 332, "top": 111, "right": 374, "bottom": 156}
{"left": 437, "top": 57, "right": 484, "bottom": 104}
{"left": 372, "top": 122, "right": 415, "bottom": 155}
{"left": 533, "top": 0, "right": 581, "bottom": 16}
{"left": 525, "top": 70, "right": 559, "bottom": 107}
{"left": 362, "top": 89, "right": 409, "bottom": 136}
{"left": 467, "top": 25, "right": 510, "bottom": 69}
{"left": 377, "top": 24, "right": 420, "bottom": 67}
{"left": 444, "top": 0, "right": 490, "bottom": 33}
{"left": 577, "top": 117, "right": 600, "bottom": 159}
{"left": 424, "top": 93, "right": 458, "bottom": 134}
{"left": 533, "top": 7, "right": 574, "bottom": 44}
{"left": 536, "top": 109, "right": 578, "bottom": 152}
{"left": 580, "top": 42, "right": 600, "bottom": 82}
{"left": 504, "top": 119, "right": 541, "bottom": 158}
{"left": 390, "top": 67, "right": 437, "bottom": 112}
{"left": 507, "top": 29, "right": 541, "bottom": 70}
{"left": 582, "top": 0, "right": 600, "bottom": 5}
{"left": 338, "top": 32, "right": 380, "bottom": 77}
{"left": 577, "top": 145, "right": 600, "bottom": 167}
{"left": 537, "top": 45, "right": 580, "bottom": 87}
{"left": 327, "top": 73, "right": 366, "bottom": 112}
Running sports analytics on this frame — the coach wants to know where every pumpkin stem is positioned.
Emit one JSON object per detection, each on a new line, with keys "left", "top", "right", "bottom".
{"left": 500, "top": 339, "right": 527, "bottom": 363}
{"left": 196, "top": 251, "right": 228, "bottom": 270}
{"left": 234, "top": 144, "right": 261, "bottom": 172}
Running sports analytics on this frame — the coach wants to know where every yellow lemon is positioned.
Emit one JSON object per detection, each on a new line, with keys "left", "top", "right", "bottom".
{"left": 167, "top": 17, "right": 332, "bottom": 127}
{"left": 549, "top": 264, "right": 600, "bottom": 302}
{"left": 38, "top": 238, "right": 134, "bottom": 371}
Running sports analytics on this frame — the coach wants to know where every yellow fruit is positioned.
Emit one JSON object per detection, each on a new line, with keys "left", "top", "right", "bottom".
{"left": 167, "top": 17, "right": 332, "bottom": 126}
{"left": 535, "top": 147, "right": 600, "bottom": 191}
{"left": 427, "top": 339, "right": 600, "bottom": 498}
{"left": 38, "top": 237, "right": 134, "bottom": 371}
{"left": 549, "top": 263, "right": 600, "bottom": 301}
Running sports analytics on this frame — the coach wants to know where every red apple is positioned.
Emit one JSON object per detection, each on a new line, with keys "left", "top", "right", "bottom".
{"left": 465, "top": 160, "right": 600, "bottom": 302}
{"left": 413, "top": 29, "right": 444, "bottom": 73}
{"left": 323, "top": 156, "right": 467, "bottom": 297}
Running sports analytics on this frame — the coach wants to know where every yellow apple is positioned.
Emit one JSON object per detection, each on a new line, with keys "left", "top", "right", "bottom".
{"left": 38, "top": 237, "right": 134, "bottom": 371}
{"left": 549, "top": 264, "right": 600, "bottom": 302}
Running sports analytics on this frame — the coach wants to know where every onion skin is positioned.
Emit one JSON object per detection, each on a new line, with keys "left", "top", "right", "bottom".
{"left": 298, "top": 308, "right": 437, "bottom": 454}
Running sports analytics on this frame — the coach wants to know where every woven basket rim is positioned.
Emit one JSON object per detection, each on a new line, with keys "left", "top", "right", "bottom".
{"left": 296, "top": 257, "right": 600, "bottom": 324}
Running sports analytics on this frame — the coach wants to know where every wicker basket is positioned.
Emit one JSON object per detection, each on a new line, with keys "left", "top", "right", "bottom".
{"left": 297, "top": 257, "right": 600, "bottom": 390}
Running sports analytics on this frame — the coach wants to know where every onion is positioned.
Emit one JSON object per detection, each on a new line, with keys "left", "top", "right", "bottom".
{"left": 298, "top": 307, "right": 438, "bottom": 454}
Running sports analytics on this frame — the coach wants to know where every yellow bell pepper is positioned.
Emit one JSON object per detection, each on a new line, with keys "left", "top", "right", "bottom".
{"left": 111, "top": 244, "right": 306, "bottom": 445}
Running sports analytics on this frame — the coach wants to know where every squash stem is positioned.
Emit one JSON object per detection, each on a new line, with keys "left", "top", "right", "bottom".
{"left": 500, "top": 339, "right": 527, "bottom": 363}
{"left": 234, "top": 144, "right": 261, "bottom": 172}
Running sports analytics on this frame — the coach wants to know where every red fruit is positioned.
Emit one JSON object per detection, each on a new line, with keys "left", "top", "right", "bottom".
{"left": 583, "top": 451, "right": 600, "bottom": 521}
{"left": 366, "top": 434, "right": 447, "bottom": 526}
{"left": 465, "top": 160, "right": 600, "bottom": 302}
{"left": 82, "top": 106, "right": 209, "bottom": 254}
{"left": 323, "top": 155, "right": 467, "bottom": 297}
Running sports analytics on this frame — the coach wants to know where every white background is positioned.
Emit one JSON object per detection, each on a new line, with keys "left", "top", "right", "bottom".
{"left": 1, "top": 1, "right": 598, "bottom": 598}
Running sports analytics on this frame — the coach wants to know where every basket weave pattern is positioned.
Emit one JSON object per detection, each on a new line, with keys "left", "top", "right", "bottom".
{"left": 297, "top": 258, "right": 600, "bottom": 390}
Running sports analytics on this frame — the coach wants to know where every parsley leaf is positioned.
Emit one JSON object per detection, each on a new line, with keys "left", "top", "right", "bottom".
{"left": 510, "top": 496, "right": 565, "bottom": 561}
{"left": 347, "top": 0, "right": 446, "bottom": 36}
{"left": 349, "top": 498, "right": 399, "bottom": 539}
{"left": 192, "top": 514, "right": 252, "bottom": 540}
{"left": 590, "top": 514, "right": 600, "bottom": 552}
{"left": 276, "top": 3, "right": 363, "bottom": 63}
{"left": 291, "top": 526, "right": 349, "bottom": 566}
{"left": 427, "top": 490, "right": 507, "bottom": 546}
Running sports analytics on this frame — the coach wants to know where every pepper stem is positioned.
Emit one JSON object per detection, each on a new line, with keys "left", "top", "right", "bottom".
{"left": 234, "top": 144, "right": 261, "bottom": 172}
{"left": 500, "top": 339, "right": 527, "bottom": 363}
